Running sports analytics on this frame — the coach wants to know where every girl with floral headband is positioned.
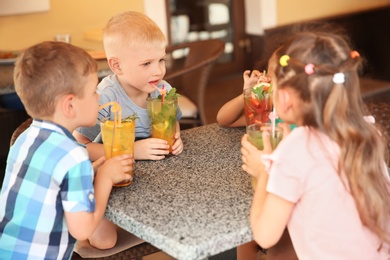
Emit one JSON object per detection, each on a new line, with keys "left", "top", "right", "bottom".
{"left": 241, "top": 31, "right": 390, "bottom": 259}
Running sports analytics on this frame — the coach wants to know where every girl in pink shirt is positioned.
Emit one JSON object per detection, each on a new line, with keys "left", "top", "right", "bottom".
{"left": 241, "top": 31, "right": 390, "bottom": 259}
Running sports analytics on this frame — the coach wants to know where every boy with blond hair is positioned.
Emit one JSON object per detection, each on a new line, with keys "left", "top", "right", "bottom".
{"left": 0, "top": 41, "right": 133, "bottom": 259}
{"left": 74, "top": 11, "right": 184, "bottom": 161}
{"left": 73, "top": 11, "right": 184, "bottom": 250}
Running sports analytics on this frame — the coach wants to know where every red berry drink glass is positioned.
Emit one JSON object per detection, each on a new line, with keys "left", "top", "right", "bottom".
{"left": 243, "top": 86, "right": 272, "bottom": 125}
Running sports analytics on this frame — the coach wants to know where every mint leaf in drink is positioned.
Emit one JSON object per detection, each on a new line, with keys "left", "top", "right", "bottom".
{"left": 122, "top": 114, "right": 138, "bottom": 123}
{"left": 162, "top": 88, "right": 180, "bottom": 100}
{"left": 252, "top": 70, "right": 272, "bottom": 99}
{"left": 252, "top": 85, "right": 266, "bottom": 99}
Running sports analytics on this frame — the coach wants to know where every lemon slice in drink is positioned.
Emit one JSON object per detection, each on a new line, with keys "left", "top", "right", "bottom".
{"left": 153, "top": 121, "right": 169, "bottom": 132}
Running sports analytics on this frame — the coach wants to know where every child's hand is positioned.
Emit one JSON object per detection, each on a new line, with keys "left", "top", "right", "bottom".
{"left": 241, "top": 133, "right": 271, "bottom": 179}
{"left": 92, "top": 156, "right": 106, "bottom": 175}
{"left": 243, "top": 70, "right": 262, "bottom": 90}
{"left": 134, "top": 138, "right": 170, "bottom": 160}
{"left": 171, "top": 132, "right": 184, "bottom": 155}
{"left": 97, "top": 154, "right": 133, "bottom": 185}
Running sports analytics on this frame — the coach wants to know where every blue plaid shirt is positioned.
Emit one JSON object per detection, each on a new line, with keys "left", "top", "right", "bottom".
{"left": 0, "top": 119, "right": 96, "bottom": 259}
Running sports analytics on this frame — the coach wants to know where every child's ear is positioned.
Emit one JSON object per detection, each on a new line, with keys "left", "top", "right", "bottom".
{"left": 61, "top": 94, "right": 76, "bottom": 118}
{"left": 277, "top": 89, "right": 293, "bottom": 113}
{"left": 108, "top": 57, "right": 122, "bottom": 74}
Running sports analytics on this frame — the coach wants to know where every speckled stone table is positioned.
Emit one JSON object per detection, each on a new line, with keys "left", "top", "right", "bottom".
{"left": 105, "top": 124, "right": 254, "bottom": 260}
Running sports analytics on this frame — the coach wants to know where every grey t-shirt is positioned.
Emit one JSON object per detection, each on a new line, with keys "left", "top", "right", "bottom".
{"left": 76, "top": 74, "right": 182, "bottom": 142}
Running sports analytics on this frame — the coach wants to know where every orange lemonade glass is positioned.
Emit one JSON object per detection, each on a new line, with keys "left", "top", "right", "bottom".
{"left": 100, "top": 101, "right": 135, "bottom": 187}
{"left": 246, "top": 123, "right": 282, "bottom": 190}
{"left": 147, "top": 97, "right": 178, "bottom": 153}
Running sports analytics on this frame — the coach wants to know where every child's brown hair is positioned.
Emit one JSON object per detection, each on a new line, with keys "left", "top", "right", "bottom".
{"left": 14, "top": 41, "right": 97, "bottom": 118}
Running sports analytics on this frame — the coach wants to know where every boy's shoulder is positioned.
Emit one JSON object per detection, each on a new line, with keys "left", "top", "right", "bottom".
{"left": 98, "top": 74, "right": 118, "bottom": 92}
{"left": 13, "top": 120, "right": 89, "bottom": 165}
{"left": 97, "top": 75, "right": 123, "bottom": 101}
{"left": 32, "top": 120, "right": 83, "bottom": 147}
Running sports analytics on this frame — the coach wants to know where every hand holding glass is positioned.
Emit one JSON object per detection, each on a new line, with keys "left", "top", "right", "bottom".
{"left": 246, "top": 123, "right": 283, "bottom": 190}
{"left": 100, "top": 118, "right": 135, "bottom": 187}
{"left": 147, "top": 97, "right": 178, "bottom": 153}
{"left": 99, "top": 101, "right": 136, "bottom": 187}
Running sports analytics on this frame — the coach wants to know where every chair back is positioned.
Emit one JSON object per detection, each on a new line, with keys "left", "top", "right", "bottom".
{"left": 165, "top": 39, "right": 225, "bottom": 126}
{"left": 10, "top": 117, "right": 32, "bottom": 146}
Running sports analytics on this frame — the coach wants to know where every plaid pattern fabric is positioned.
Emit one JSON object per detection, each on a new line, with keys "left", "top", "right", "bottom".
{"left": 0, "top": 119, "right": 95, "bottom": 259}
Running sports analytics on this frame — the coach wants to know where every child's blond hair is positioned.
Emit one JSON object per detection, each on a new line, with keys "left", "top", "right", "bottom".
{"left": 13, "top": 41, "right": 97, "bottom": 119}
{"left": 103, "top": 11, "right": 167, "bottom": 59}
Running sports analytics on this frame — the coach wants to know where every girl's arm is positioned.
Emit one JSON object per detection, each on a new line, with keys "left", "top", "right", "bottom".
{"left": 216, "top": 70, "right": 263, "bottom": 128}
{"left": 216, "top": 94, "right": 246, "bottom": 127}
{"left": 250, "top": 173, "right": 294, "bottom": 249}
{"left": 241, "top": 133, "right": 294, "bottom": 249}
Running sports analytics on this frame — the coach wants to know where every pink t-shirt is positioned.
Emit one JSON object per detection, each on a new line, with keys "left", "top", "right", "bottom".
{"left": 264, "top": 127, "right": 389, "bottom": 259}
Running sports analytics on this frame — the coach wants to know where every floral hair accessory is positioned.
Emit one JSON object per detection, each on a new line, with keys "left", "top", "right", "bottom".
{"left": 304, "top": 64, "right": 315, "bottom": 75}
{"left": 363, "top": 115, "right": 375, "bottom": 124}
{"left": 279, "top": 55, "right": 290, "bottom": 67}
{"left": 350, "top": 50, "right": 360, "bottom": 58}
{"left": 333, "top": 72, "right": 345, "bottom": 84}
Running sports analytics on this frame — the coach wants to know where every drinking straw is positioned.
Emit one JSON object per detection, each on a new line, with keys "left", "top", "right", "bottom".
{"left": 99, "top": 101, "right": 122, "bottom": 126}
{"left": 271, "top": 106, "right": 276, "bottom": 138}
{"left": 153, "top": 85, "right": 168, "bottom": 107}
{"left": 161, "top": 84, "right": 166, "bottom": 103}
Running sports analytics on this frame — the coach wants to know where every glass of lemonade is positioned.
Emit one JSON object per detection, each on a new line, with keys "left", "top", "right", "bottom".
{"left": 246, "top": 123, "right": 283, "bottom": 190}
{"left": 100, "top": 117, "right": 135, "bottom": 187}
{"left": 147, "top": 97, "right": 178, "bottom": 153}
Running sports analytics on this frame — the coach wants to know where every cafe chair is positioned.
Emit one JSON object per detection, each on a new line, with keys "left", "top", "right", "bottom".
{"left": 9, "top": 117, "right": 32, "bottom": 147}
{"left": 165, "top": 39, "right": 225, "bottom": 128}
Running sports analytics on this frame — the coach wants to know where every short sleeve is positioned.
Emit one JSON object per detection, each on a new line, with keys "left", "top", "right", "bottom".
{"left": 264, "top": 128, "right": 315, "bottom": 203}
{"left": 264, "top": 153, "right": 303, "bottom": 203}
{"left": 265, "top": 127, "right": 340, "bottom": 204}
{"left": 61, "top": 160, "right": 95, "bottom": 213}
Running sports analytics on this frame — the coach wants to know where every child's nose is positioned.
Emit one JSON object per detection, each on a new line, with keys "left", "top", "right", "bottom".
{"left": 154, "top": 64, "right": 165, "bottom": 76}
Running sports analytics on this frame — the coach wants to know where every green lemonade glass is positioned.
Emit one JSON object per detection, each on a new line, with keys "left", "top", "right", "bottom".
{"left": 147, "top": 97, "right": 178, "bottom": 153}
{"left": 246, "top": 123, "right": 283, "bottom": 190}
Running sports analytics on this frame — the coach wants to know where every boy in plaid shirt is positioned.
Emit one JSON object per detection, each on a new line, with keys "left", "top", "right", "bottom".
{"left": 0, "top": 41, "right": 133, "bottom": 259}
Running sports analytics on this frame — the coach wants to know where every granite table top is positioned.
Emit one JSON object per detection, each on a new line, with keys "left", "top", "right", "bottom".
{"left": 104, "top": 123, "right": 254, "bottom": 260}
